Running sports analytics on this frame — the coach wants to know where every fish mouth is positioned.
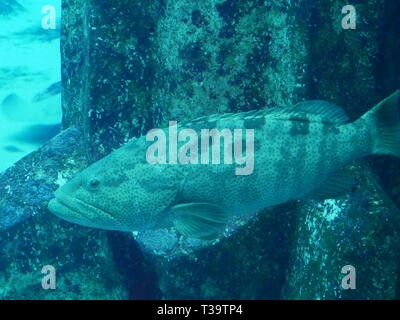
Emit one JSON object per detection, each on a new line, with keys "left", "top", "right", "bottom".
{"left": 48, "top": 192, "right": 119, "bottom": 230}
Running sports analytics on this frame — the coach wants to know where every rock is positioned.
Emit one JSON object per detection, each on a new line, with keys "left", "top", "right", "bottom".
{"left": 0, "top": 212, "right": 128, "bottom": 299}
{"left": 282, "top": 163, "right": 400, "bottom": 299}
{"left": 0, "top": 126, "right": 130, "bottom": 299}
{"left": 0, "top": 126, "right": 86, "bottom": 229}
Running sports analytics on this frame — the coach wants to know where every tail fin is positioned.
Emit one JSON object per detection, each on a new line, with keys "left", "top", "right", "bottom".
{"left": 362, "top": 90, "right": 400, "bottom": 157}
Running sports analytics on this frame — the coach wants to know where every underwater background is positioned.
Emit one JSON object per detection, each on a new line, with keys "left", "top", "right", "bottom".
{"left": 0, "top": 0, "right": 399, "bottom": 300}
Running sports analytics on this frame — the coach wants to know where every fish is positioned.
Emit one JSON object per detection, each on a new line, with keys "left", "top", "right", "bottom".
{"left": 48, "top": 91, "right": 400, "bottom": 240}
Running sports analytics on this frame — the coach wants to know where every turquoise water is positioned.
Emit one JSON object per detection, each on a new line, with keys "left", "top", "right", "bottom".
{"left": 0, "top": 0, "right": 61, "bottom": 173}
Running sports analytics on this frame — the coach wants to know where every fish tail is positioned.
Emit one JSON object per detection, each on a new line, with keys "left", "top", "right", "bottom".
{"left": 361, "top": 90, "right": 400, "bottom": 157}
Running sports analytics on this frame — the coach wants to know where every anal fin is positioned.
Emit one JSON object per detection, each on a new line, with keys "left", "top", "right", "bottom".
{"left": 301, "top": 168, "right": 353, "bottom": 200}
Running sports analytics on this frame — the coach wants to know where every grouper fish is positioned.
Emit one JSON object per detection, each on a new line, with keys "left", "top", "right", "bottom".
{"left": 48, "top": 91, "right": 400, "bottom": 240}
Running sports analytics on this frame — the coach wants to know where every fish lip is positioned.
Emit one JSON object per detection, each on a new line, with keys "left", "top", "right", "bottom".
{"left": 49, "top": 192, "right": 118, "bottom": 226}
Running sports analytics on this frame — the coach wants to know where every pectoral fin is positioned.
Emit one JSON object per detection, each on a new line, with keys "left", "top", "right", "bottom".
{"left": 171, "top": 203, "right": 229, "bottom": 240}
{"left": 301, "top": 169, "right": 353, "bottom": 200}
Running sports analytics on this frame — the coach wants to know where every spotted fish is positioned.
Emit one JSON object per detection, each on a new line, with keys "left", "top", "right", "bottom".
{"left": 48, "top": 91, "right": 400, "bottom": 239}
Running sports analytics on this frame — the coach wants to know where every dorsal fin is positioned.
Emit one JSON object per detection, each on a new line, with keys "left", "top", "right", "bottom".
{"left": 179, "top": 99, "right": 349, "bottom": 129}
{"left": 185, "top": 109, "right": 263, "bottom": 126}
{"left": 276, "top": 100, "right": 349, "bottom": 124}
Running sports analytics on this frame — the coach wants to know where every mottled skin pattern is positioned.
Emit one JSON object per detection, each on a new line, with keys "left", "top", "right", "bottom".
{"left": 179, "top": 103, "right": 369, "bottom": 216}
{"left": 48, "top": 92, "right": 399, "bottom": 236}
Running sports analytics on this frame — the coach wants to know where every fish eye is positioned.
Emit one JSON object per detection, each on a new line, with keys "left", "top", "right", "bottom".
{"left": 87, "top": 178, "right": 100, "bottom": 190}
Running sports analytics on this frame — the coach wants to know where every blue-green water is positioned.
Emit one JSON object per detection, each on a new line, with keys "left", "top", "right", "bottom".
{"left": 0, "top": 0, "right": 61, "bottom": 173}
{"left": 0, "top": 0, "right": 400, "bottom": 301}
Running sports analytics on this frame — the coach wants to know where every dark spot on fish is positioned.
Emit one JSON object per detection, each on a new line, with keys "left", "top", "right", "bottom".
{"left": 253, "top": 138, "right": 260, "bottom": 152}
{"left": 289, "top": 114, "right": 310, "bottom": 122}
{"left": 289, "top": 119, "right": 310, "bottom": 136}
{"left": 106, "top": 171, "right": 129, "bottom": 187}
{"left": 244, "top": 117, "right": 266, "bottom": 129}
{"left": 139, "top": 175, "right": 178, "bottom": 192}
{"left": 330, "top": 126, "right": 340, "bottom": 135}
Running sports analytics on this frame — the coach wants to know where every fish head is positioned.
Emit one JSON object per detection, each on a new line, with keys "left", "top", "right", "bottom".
{"left": 48, "top": 146, "right": 185, "bottom": 232}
